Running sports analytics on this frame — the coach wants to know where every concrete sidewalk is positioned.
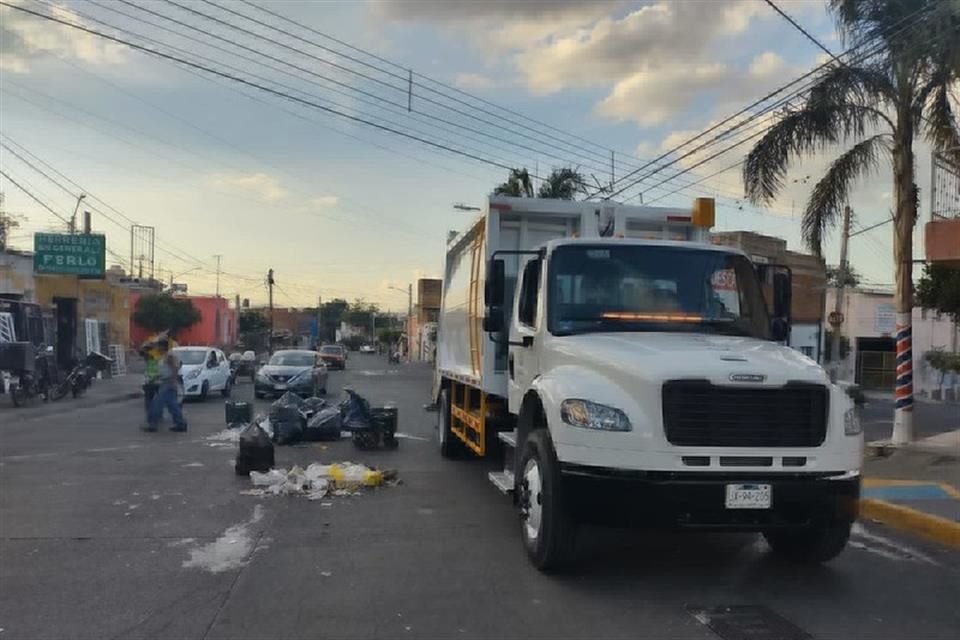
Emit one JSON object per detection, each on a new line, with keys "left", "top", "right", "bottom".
{"left": 0, "top": 373, "right": 144, "bottom": 419}
{"left": 862, "top": 432, "right": 960, "bottom": 548}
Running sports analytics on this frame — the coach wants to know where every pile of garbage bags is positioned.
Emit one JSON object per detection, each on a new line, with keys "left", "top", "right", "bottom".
{"left": 233, "top": 389, "right": 400, "bottom": 476}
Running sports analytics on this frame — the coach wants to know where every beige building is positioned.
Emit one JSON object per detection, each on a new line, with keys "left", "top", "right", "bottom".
{"left": 826, "top": 287, "right": 959, "bottom": 398}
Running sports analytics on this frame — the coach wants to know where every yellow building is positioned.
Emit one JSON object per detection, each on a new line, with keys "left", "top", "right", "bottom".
{"left": 33, "top": 274, "right": 130, "bottom": 365}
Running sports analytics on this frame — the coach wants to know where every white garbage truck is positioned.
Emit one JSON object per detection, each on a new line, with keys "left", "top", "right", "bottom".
{"left": 434, "top": 195, "right": 863, "bottom": 571}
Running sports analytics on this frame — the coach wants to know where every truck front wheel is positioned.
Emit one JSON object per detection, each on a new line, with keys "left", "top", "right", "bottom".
{"left": 763, "top": 522, "right": 851, "bottom": 564}
{"left": 519, "top": 429, "right": 577, "bottom": 572}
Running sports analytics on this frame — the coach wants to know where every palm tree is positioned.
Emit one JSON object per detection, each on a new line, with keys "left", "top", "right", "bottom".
{"left": 743, "top": 0, "right": 960, "bottom": 444}
{"left": 537, "top": 167, "right": 586, "bottom": 200}
{"left": 493, "top": 168, "right": 534, "bottom": 197}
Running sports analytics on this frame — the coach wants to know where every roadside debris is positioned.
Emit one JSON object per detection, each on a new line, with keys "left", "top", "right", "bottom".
{"left": 304, "top": 406, "right": 342, "bottom": 441}
{"left": 206, "top": 429, "right": 241, "bottom": 448}
{"left": 182, "top": 505, "right": 264, "bottom": 573}
{"left": 241, "top": 462, "right": 396, "bottom": 500}
{"left": 224, "top": 400, "right": 252, "bottom": 426}
{"left": 340, "top": 389, "right": 399, "bottom": 450}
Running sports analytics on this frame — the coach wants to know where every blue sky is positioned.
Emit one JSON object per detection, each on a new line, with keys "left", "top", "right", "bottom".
{"left": 1, "top": 0, "right": 923, "bottom": 308}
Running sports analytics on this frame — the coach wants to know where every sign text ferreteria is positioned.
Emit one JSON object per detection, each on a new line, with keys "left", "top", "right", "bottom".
{"left": 33, "top": 233, "right": 107, "bottom": 278}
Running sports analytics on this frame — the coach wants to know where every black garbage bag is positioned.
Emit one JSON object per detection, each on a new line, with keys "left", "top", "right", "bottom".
{"left": 225, "top": 400, "right": 252, "bottom": 425}
{"left": 299, "top": 397, "right": 328, "bottom": 420}
{"left": 304, "top": 406, "right": 342, "bottom": 441}
{"left": 235, "top": 422, "right": 274, "bottom": 476}
{"left": 338, "top": 388, "right": 371, "bottom": 432}
{"left": 270, "top": 391, "right": 303, "bottom": 424}
{"left": 272, "top": 419, "right": 303, "bottom": 446}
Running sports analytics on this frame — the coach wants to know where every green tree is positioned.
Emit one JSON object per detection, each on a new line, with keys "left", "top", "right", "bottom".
{"left": 133, "top": 294, "right": 201, "bottom": 337}
{"left": 826, "top": 264, "right": 862, "bottom": 287}
{"left": 537, "top": 167, "right": 585, "bottom": 200}
{"left": 493, "top": 168, "right": 534, "bottom": 197}
{"left": 916, "top": 264, "right": 960, "bottom": 322}
{"left": 238, "top": 310, "right": 267, "bottom": 334}
{"left": 743, "top": 0, "right": 960, "bottom": 439}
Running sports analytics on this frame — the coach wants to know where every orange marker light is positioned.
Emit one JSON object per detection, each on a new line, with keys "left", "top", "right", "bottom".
{"left": 601, "top": 312, "right": 704, "bottom": 323}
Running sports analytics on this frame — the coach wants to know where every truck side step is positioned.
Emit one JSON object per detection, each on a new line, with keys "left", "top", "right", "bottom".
{"left": 498, "top": 430, "right": 517, "bottom": 447}
{"left": 488, "top": 470, "right": 515, "bottom": 495}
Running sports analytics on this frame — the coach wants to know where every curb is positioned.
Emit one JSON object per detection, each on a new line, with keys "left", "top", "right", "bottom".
{"left": 860, "top": 498, "right": 960, "bottom": 549}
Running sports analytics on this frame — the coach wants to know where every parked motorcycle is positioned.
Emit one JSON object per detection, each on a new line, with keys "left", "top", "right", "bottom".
{"left": 3, "top": 344, "right": 56, "bottom": 407}
{"left": 49, "top": 351, "right": 112, "bottom": 402}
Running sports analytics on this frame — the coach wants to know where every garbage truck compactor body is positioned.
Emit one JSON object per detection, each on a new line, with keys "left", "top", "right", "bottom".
{"left": 434, "top": 196, "right": 863, "bottom": 571}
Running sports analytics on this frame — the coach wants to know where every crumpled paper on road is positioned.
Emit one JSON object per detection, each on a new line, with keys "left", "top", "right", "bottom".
{"left": 242, "top": 462, "right": 390, "bottom": 500}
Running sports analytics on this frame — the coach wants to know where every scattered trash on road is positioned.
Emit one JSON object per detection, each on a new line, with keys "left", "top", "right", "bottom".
{"left": 205, "top": 429, "right": 241, "bottom": 447}
{"left": 182, "top": 505, "right": 264, "bottom": 573}
{"left": 340, "top": 389, "right": 399, "bottom": 450}
{"left": 241, "top": 462, "right": 396, "bottom": 500}
{"left": 304, "top": 406, "right": 342, "bottom": 441}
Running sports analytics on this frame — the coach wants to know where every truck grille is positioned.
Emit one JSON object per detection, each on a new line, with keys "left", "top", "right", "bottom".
{"left": 662, "top": 380, "right": 828, "bottom": 448}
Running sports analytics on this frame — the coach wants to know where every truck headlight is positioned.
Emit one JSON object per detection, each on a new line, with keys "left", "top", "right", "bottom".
{"left": 844, "top": 407, "right": 862, "bottom": 436}
{"left": 561, "top": 399, "right": 631, "bottom": 432}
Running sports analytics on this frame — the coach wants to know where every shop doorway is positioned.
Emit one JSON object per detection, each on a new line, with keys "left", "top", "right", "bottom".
{"left": 856, "top": 336, "right": 896, "bottom": 389}
{"left": 53, "top": 297, "right": 77, "bottom": 369}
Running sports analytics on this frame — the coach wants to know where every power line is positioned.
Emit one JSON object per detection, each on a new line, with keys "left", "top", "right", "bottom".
{"left": 135, "top": 0, "right": 614, "bottom": 176}
{"left": 0, "top": 168, "right": 70, "bottom": 224}
{"left": 54, "top": 0, "right": 723, "bottom": 198}
{"left": 0, "top": 2, "right": 529, "bottom": 176}
{"left": 235, "top": 0, "right": 636, "bottom": 164}
{"left": 597, "top": 3, "right": 932, "bottom": 201}
{"left": 763, "top": 0, "right": 843, "bottom": 64}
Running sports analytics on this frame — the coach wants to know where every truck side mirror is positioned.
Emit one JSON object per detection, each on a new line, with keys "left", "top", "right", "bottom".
{"left": 772, "top": 271, "right": 792, "bottom": 323}
{"left": 485, "top": 259, "right": 505, "bottom": 306}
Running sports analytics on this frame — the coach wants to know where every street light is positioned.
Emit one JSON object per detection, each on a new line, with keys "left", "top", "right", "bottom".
{"left": 69, "top": 194, "right": 86, "bottom": 234}
{"left": 168, "top": 266, "right": 201, "bottom": 291}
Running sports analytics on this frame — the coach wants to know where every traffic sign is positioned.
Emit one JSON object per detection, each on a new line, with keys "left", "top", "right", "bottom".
{"left": 828, "top": 311, "right": 845, "bottom": 325}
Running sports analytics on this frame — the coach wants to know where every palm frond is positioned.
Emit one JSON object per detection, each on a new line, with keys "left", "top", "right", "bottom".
{"left": 923, "top": 82, "right": 960, "bottom": 167}
{"left": 744, "top": 102, "right": 890, "bottom": 205}
{"left": 802, "top": 133, "right": 892, "bottom": 254}
{"left": 808, "top": 63, "right": 896, "bottom": 110}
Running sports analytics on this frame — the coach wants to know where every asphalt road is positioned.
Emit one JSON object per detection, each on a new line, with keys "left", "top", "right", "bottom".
{"left": 1, "top": 355, "right": 958, "bottom": 640}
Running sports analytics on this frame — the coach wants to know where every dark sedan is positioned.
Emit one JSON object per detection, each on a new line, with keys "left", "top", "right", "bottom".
{"left": 254, "top": 350, "right": 328, "bottom": 399}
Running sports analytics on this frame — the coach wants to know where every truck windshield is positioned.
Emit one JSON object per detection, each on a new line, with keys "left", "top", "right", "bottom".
{"left": 548, "top": 245, "right": 771, "bottom": 339}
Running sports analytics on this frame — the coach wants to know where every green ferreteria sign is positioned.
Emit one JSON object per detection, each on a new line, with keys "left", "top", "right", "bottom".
{"left": 33, "top": 233, "right": 107, "bottom": 278}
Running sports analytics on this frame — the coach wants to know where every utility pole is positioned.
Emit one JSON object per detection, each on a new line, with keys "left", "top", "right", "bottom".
{"left": 828, "top": 205, "right": 853, "bottom": 381}
{"left": 267, "top": 268, "right": 275, "bottom": 355}
{"left": 408, "top": 283, "right": 413, "bottom": 360}
{"left": 213, "top": 254, "right": 223, "bottom": 297}
{"left": 316, "top": 296, "right": 322, "bottom": 346}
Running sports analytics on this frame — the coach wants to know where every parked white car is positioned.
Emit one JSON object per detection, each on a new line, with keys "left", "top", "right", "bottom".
{"left": 172, "top": 346, "right": 232, "bottom": 400}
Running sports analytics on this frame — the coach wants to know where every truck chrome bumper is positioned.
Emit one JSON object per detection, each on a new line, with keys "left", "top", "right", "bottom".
{"left": 559, "top": 465, "right": 860, "bottom": 530}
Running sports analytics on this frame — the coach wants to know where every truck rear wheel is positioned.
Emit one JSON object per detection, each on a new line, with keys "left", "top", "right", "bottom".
{"left": 438, "top": 389, "right": 465, "bottom": 459}
{"left": 763, "top": 522, "right": 851, "bottom": 564}
{"left": 519, "top": 429, "right": 577, "bottom": 572}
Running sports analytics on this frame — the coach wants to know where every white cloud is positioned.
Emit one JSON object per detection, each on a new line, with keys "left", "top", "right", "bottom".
{"left": 596, "top": 62, "right": 730, "bottom": 126}
{"left": 309, "top": 196, "right": 339, "bottom": 207}
{"left": 0, "top": 0, "right": 127, "bottom": 73}
{"left": 208, "top": 173, "right": 287, "bottom": 202}
{"left": 453, "top": 72, "right": 495, "bottom": 91}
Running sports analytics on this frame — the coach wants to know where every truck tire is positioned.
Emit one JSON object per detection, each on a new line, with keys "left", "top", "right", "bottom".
{"left": 763, "top": 522, "right": 851, "bottom": 564}
{"left": 438, "top": 389, "right": 465, "bottom": 459}
{"left": 519, "top": 428, "right": 577, "bottom": 572}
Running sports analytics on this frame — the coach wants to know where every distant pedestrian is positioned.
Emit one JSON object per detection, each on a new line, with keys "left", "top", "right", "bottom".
{"left": 146, "top": 340, "right": 187, "bottom": 432}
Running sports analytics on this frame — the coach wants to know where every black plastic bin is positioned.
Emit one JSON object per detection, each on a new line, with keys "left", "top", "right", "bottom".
{"left": 225, "top": 400, "right": 253, "bottom": 425}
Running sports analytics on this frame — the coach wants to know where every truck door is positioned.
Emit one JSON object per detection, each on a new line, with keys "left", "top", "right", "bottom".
{"left": 509, "top": 257, "right": 542, "bottom": 411}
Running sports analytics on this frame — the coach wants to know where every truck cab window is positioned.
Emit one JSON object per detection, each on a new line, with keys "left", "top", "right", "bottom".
{"left": 517, "top": 259, "right": 541, "bottom": 327}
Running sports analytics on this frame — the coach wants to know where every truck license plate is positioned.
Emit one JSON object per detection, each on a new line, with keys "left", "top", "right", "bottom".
{"left": 725, "top": 484, "right": 772, "bottom": 509}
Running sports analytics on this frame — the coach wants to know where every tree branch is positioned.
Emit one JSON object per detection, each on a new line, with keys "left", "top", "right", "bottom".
{"left": 743, "top": 102, "right": 890, "bottom": 205}
{"left": 803, "top": 133, "right": 892, "bottom": 254}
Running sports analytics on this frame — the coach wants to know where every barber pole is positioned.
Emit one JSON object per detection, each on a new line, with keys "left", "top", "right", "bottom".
{"left": 891, "top": 312, "right": 914, "bottom": 444}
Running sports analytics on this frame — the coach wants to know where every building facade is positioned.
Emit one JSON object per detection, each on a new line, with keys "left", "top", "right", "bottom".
{"left": 826, "top": 287, "right": 959, "bottom": 398}
{"left": 130, "top": 294, "right": 237, "bottom": 349}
